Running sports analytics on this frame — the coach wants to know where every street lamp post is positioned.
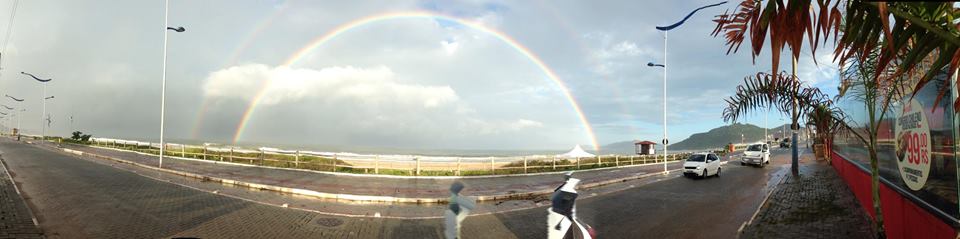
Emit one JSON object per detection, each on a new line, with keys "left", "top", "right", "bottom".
{"left": 43, "top": 96, "right": 53, "bottom": 134}
{"left": 159, "top": 0, "right": 186, "bottom": 169}
{"left": 5, "top": 95, "right": 23, "bottom": 140}
{"left": 21, "top": 72, "right": 51, "bottom": 139}
{"left": 646, "top": 62, "right": 669, "bottom": 173}
{"left": 649, "top": 1, "right": 726, "bottom": 174}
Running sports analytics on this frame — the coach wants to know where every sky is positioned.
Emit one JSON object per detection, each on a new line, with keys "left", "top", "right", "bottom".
{"left": 0, "top": 0, "right": 840, "bottom": 152}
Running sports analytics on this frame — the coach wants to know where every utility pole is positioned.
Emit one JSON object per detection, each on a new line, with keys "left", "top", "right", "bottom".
{"left": 791, "top": 57, "right": 799, "bottom": 175}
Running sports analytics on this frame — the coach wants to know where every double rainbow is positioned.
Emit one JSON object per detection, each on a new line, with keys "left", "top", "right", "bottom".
{"left": 218, "top": 11, "right": 600, "bottom": 151}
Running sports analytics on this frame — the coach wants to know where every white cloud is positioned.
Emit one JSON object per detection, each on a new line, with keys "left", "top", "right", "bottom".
{"left": 203, "top": 64, "right": 458, "bottom": 108}
{"left": 798, "top": 52, "right": 840, "bottom": 87}
{"left": 584, "top": 32, "right": 653, "bottom": 75}
{"left": 509, "top": 119, "right": 544, "bottom": 130}
{"left": 201, "top": 64, "right": 555, "bottom": 147}
{"left": 441, "top": 40, "right": 460, "bottom": 55}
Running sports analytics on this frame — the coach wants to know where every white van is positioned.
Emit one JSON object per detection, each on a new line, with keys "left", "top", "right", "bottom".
{"left": 740, "top": 143, "right": 770, "bottom": 167}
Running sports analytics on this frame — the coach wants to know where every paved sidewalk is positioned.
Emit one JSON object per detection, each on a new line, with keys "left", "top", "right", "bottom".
{"left": 36, "top": 140, "right": 700, "bottom": 203}
{"left": 0, "top": 156, "right": 43, "bottom": 239}
{"left": 740, "top": 153, "right": 876, "bottom": 239}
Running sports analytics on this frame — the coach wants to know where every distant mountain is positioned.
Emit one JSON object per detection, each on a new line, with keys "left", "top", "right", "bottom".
{"left": 600, "top": 140, "right": 644, "bottom": 155}
{"left": 669, "top": 123, "right": 770, "bottom": 150}
{"left": 602, "top": 123, "right": 809, "bottom": 154}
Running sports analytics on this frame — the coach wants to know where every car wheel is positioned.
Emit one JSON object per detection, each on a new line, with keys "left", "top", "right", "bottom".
{"left": 716, "top": 167, "right": 721, "bottom": 177}
{"left": 741, "top": 162, "right": 746, "bottom": 166}
{"left": 701, "top": 169, "right": 707, "bottom": 179}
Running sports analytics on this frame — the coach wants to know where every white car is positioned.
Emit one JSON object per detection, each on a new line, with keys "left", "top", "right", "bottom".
{"left": 683, "top": 153, "right": 722, "bottom": 178}
{"left": 740, "top": 143, "right": 770, "bottom": 167}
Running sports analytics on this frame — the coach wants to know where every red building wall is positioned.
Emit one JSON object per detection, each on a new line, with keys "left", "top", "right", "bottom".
{"left": 831, "top": 151, "right": 957, "bottom": 239}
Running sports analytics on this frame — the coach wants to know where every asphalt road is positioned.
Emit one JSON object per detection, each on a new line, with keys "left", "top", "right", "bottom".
{"left": 0, "top": 139, "right": 795, "bottom": 238}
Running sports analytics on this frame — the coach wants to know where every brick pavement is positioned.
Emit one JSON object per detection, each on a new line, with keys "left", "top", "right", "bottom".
{"left": 0, "top": 156, "right": 43, "bottom": 239}
{"left": 740, "top": 156, "right": 877, "bottom": 239}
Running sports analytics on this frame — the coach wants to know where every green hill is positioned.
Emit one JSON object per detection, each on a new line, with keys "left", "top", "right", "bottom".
{"left": 668, "top": 123, "right": 768, "bottom": 150}
{"left": 601, "top": 123, "right": 805, "bottom": 154}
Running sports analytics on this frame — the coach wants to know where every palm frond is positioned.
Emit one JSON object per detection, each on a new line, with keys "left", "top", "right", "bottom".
{"left": 722, "top": 71, "right": 831, "bottom": 123}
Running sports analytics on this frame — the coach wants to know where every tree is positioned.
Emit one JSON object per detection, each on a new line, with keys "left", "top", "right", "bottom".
{"left": 830, "top": 46, "right": 912, "bottom": 238}
{"left": 70, "top": 131, "right": 92, "bottom": 142}
{"left": 712, "top": 2, "right": 960, "bottom": 237}
{"left": 712, "top": 0, "right": 844, "bottom": 176}
{"left": 713, "top": 1, "right": 960, "bottom": 109}
{"left": 722, "top": 72, "right": 832, "bottom": 123}
{"left": 806, "top": 104, "right": 841, "bottom": 156}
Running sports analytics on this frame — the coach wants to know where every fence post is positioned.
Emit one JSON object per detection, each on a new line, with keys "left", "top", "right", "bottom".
{"left": 552, "top": 155, "right": 557, "bottom": 170}
{"left": 295, "top": 151, "right": 301, "bottom": 168}
{"left": 229, "top": 148, "right": 234, "bottom": 162}
{"left": 181, "top": 145, "right": 186, "bottom": 157}
{"left": 615, "top": 155, "right": 619, "bottom": 166}
{"left": 333, "top": 153, "right": 338, "bottom": 172}
{"left": 374, "top": 155, "right": 379, "bottom": 174}
{"left": 202, "top": 146, "right": 207, "bottom": 160}
{"left": 456, "top": 157, "right": 461, "bottom": 176}
{"left": 597, "top": 156, "right": 601, "bottom": 167}
{"left": 259, "top": 149, "right": 265, "bottom": 166}
{"left": 490, "top": 157, "right": 495, "bottom": 174}
{"left": 576, "top": 157, "right": 580, "bottom": 169}
{"left": 415, "top": 157, "right": 421, "bottom": 176}
{"left": 523, "top": 156, "right": 527, "bottom": 174}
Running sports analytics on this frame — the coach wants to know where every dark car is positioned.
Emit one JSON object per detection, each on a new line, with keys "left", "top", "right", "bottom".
{"left": 780, "top": 138, "right": 790, "bottom": 148}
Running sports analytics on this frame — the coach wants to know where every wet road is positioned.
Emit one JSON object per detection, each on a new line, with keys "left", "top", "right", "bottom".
{"left": 1, "top": 139, "right": 794, "bottom": 238}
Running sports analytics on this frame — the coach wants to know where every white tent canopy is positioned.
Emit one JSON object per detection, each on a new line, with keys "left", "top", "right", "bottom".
{"left": 557, "top": 144, "right": 596, "bottom": 158}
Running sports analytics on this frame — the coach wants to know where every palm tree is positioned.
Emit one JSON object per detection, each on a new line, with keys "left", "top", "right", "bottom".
{"left": 805, "top": 104, "right": 840, "bottom": 159}
{"left": 712, "top": 2, "right": 959, "bottom": 237}
{"left": 713, "top": 1, "right": 960, "bottom": 109}
{"left": 830, "top": 46, "right": 915, "bottom": 238}
{"left": 722, "top": 72, "right": 832, "bottom": 123}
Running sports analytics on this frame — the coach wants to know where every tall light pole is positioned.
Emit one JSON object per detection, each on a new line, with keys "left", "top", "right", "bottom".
{"left": 649, "top": 1, "right": 726, "bottom": 174}
{"left": 21, "top": 72, "right": 51, "bottom": 139}
{"left": 43, "top": 96, "right": 53, "bottom": 134}
{"left": 646, "top": 62, "right": 669, "bottom": 173}
{"left": 5, "top": 95, "right": 23, "bottom": 139}
{"left": 159, "top": 0, "right": 186, "bottom": 169}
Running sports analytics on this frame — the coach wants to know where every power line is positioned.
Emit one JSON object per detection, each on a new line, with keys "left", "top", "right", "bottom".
{"left": 1, "top": 0, "right": 20, "bottom": 68}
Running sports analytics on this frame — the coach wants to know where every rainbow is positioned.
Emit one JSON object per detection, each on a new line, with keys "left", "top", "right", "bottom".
{"left": 229, "top": 11, "right": 601, "bottom": 151}
{"left": 190, "top": 2, "right": 290, "bottom": 139}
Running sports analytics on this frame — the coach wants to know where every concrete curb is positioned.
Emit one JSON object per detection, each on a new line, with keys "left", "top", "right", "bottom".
{"left": 737, "top": 165, "right": 791, "bottom": 236}
{"left": 42, "top": 141, "right": 691, "bottom": 204}
{"left": 0, "top": 154, "right": 42, "bottom": 228}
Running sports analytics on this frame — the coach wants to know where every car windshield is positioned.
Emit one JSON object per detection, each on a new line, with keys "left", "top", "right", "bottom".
{"left": 687, "top": 154, "right": 706, "bottom": 162}
{"left": 747, "top": 145, "right": 763, "bottom": 151}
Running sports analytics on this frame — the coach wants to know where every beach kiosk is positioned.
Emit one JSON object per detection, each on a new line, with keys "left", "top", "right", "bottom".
{"left": 634, "top": 140, "right": 656, "bottom": 155}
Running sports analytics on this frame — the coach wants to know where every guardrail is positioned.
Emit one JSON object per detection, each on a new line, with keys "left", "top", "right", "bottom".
{"left": 45, "top": 137, "right": 729, "bottom": 177}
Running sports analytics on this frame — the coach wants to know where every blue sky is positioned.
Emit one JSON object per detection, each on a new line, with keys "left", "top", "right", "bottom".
{"left": 0, "top": 0, "right": 840, "bottom": 151}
